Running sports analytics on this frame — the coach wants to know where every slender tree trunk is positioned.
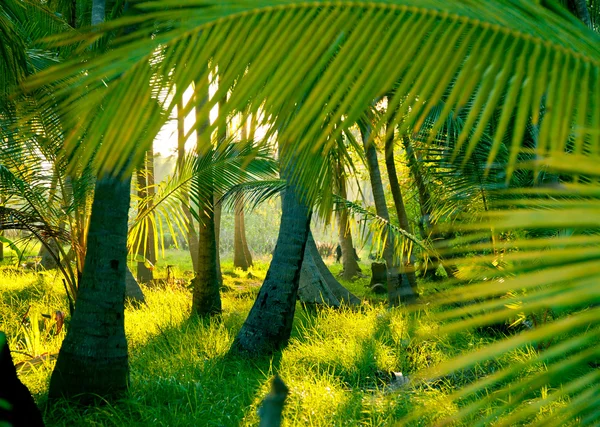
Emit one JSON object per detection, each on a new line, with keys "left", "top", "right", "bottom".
{"left": 234, "top": 197, "right": 253, "bottom": 270}
{"left": 48, "top": 174, "right": 131, "bottom": 400}
{"left": 39, "top": 169, "right": 60, "bottom": 269}
{"left": 214, "top": 193, "right": 223, "bottom": 285}
{"left": 213, "top": 80, "right": 227, "bottom": 285}
{"left": 234, "top": 120, "right": 253, "bottom": 270}
{"left": 48, "top": 0, "right": 130, "bottom": 401}
{"left": 230, "top": 182, "right": 312, "bottom": 355}
{"left": 402, "top": 136, "right": 457, "bottom": 279}
{"left": 177, "top": 97, "right": 199, "bottom": 272}
{"left": 0, "top": 195, "right": 4, "bottom": 262}
{"left": 191, "top": 74, "right": 221, "bottom": 316}
{"left": 360, "top": 122, "right": 417, "bottom": 305}
{"left": 567, "top": 0, "right": 592, "bottom": 28}
{"left": 336, "top": 160, "right": 361, "bottom": 280}
{"left": 136, "top": 150, "right": 155, "bottom": 283}
{"left": 384, "top": 119, "right": 418, "bottom": 292}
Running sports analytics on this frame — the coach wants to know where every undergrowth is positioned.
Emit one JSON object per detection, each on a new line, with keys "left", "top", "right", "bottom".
{"left": 0, "top": 253, "right": 567, "bottom": 426}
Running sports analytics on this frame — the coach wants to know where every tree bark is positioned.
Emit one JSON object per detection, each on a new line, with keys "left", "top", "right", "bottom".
{"left": 48, "top": 174, "right": 131, "bottom": 401}
{"left": 234, "top": 121, "right": 254, "bottom": 270}
{"left": 177, "top": 97, "right": 199, "bottom": 272}
{"left": 302, "top": 232, "right": 361, "bottom": 305}
{"left": 335, "top": 161, "right": 361, "bottom": 280}
{"left": 234, "top": 197, "right": 253, "bottom": 270}
{"left": 214, "top": 193, "right": 223, "bottom": 285}
{"left": 48, "top": 1, "right": 130, "bottom": 400}
{"left": 213, "top": 89, "right": 227, "bottom": 285}
{"left": 384, "top": 120, "right": 418, "bottom": 293}
{"left": 360, "top": 122, "right": 417, "bottom": 305}
{"left": 136, "top": 150, "right": 155, "bottom": 283}
{"left": 567, "top": 0, "right": 592, "bottom": 28}
{"left": 191, "top": 73, "right": 221, "bottom": 316}
{"left": 230, "top": 182, "right": 311, "bottom": 355}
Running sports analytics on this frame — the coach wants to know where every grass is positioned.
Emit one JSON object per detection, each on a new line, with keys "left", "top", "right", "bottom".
{"left": 0, "top": 251, "right": 576, "bottom": 426}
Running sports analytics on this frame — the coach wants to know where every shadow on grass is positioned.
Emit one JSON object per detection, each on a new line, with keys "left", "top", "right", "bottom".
{"left": 41, "top": 311, "right": 283, "bottom": 426}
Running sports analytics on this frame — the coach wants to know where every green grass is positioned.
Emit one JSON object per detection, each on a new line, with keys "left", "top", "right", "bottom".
{"left": 0, "top": 251, "right": 574, "bottom": 426}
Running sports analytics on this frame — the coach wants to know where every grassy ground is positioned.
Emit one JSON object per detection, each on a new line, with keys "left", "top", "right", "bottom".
{"left": 0, "top": 250, "right": 570, "bottom": 426}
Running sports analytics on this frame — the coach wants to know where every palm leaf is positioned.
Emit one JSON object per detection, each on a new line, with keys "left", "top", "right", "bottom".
{"left": 14, "top": 1, "right": 600, "bottom": 423}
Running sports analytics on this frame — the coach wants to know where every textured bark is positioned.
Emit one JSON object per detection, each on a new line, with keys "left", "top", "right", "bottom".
{"left": 48, "top": 174, "right": 131, "bottom": 401}
{"left": 336, "top": 165, "right": 361, "bottom": 280}
{"left": 214, "top": 192, "right": 223, "bottom": 285}
{"left": 191, "top": 198, "right": 221, "bottom": 316}
{"left": 90, "top": 0, "right": 105, "bottom": 26}
{"left": 177, "top": 97, "right": 199, "bottom": 272}
{"left": 0, "top": 332, "right": 45, "bottom": 426}
{"left": 39, "top": 239, "right": 59, "bottom": 270}
{"left": 214, "top": 89, "right": 227, "bottom": 285}
{"left": 305, "top": 232, "right": 361, "bottom": 305}
{"left": 230, "top": 184, "right": 311, "bottom": 355}
{"left": 567, "top": 0, "right": 592, "bottom": 28}
{"left": 234, "top": 120, "right": 254, "bottom": 271}
{"left": 360, "top": 123, "right": 417, "bottom": 305}
{"left": 136, "top": 150, "right": 156, "bottom": 283}
{"left": 384, "top": 121, "right": 418, "bottom": 293}
{"left": 125, "top": 267, "right": 146, "bottom": 305}
{"left": 298, "top": 249, "right": 340, "bottom": 306}
{"left": 234, "top": 197, "right": 253, "bottom": 270}
{"left": 191, "top": 74, "right": 221, "bottom": 316}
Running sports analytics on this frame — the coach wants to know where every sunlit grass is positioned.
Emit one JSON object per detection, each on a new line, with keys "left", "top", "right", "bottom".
{"left": 0, "top": 251, "right": 572, "bottom": 426}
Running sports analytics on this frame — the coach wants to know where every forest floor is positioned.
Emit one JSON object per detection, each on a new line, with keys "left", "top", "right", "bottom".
{"left": 0, "top": 250, "right": 567, "bottom": 426}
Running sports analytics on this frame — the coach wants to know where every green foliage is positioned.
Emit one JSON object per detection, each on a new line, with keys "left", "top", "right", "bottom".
{"left": 3, "top": 255, "right": 592, "bottom": 426}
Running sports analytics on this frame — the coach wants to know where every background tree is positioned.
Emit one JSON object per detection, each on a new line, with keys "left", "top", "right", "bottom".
{"left": 18, "top": 1, "right": 600, "bottom": 422}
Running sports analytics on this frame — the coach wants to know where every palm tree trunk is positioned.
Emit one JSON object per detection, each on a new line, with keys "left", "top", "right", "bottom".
{"left": 213, "top": 81, "right": 227, "bottom": 285}
{"left": 384, "top": 118, "right": 418, "bottom": 293}
{"left": 230, "top": 182, "right": 311, "bottom": 355}
{"left": 567, "top": 0, "right": 592, "bottom": 28}
{"left": 336, "top": 162, "right": 361, "bottom": 280}
{"left": 402, "top": 135, "right": 457, "bottom": 279}
{"left": 48, "top": 0, "right": 130, "bottom": 401}
{"left": 48, "top": 174, "right": 131, "bottom": 400}
{"left": 191, "top": 74, "right": 221, "bottom": 316}
{"left": 191, "top": 197, "right": 221, "bottom": 315}
{"left": 177, "top": 97, "right": 199, "bottom": 272}
{"left": 136, "top": 150, "right": 155, "bottom": 283}
{"left": 234, "top": 196, "right": 253, "bottom": 270}
{"left": 304, "top": 232, "right": 360, "bottom": 305}
{"left": 360, "top": 122, "right": 417, "bottom": 305}
{"left": 214, "top": 193, "right": 223, "bottom": 285}
{"left": 234, "top": 120, "right": 254, "bottom": 270}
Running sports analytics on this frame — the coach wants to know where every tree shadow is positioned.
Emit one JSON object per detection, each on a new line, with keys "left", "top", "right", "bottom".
{"left": 41, "top": 311, "right": 283, "bottom": 426}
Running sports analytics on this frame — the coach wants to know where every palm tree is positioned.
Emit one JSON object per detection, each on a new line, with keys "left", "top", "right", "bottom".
{"left": 135, "top": 149, "right": 156, "bottom": 283}
{"left": 334, "top": 144, "right": 362, "bottom": 280}
{"left": 360, "top": 119, "right": 417, "bottom": 305}
{"left": 48, "top": 0, "right": 132, "bottom": 400}
{"left": 383, "top": 104, "right": 418, "bottom": 290}
{"left": 20, "top": 1, "right": 600, "bottom": 422}
{"left": 233, "top": 116, "right": 254, "bottom": 271}
{"left": 230, "top": 177, "right": 312, "bottom": 355}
